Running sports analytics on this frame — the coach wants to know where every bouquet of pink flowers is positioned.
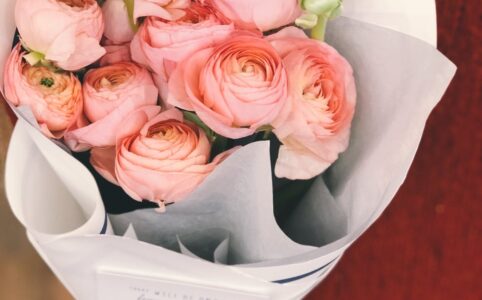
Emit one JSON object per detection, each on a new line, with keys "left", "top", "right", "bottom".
{"left": 4, "top": 0, "right": 355, "bottom": 214}
{"left": 2, "top": 0, "right": 457, "bottom": 297}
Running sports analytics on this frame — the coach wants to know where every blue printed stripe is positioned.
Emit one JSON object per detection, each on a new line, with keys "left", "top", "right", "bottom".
{"left": 273, "top": 258, "right": 338, "bottom": 284}
{"left": 100, "top": 216, "right": 336, "bottom": 284}
{"left": 99, "top": 214, "right": 108, "bottom": 234}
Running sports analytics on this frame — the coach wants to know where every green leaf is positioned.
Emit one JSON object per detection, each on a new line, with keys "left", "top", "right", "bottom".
{"left": 182, "top": 111, "right": 216, "bottom": 143}
{"left": 123, "top": 0, "right": 139, "bottom": 32}
{"left": 210, "top": 135, "right": 229, "bottom": 160}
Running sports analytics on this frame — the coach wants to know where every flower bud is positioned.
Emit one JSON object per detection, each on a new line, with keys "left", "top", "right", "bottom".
{"left": 302, "top": 0, "right": 342, "bottom": 16}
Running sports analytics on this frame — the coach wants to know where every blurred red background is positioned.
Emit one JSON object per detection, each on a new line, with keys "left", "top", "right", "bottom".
{"left": 307, "top": 1, "right": 482, "bottom": 299}
{"left": 1, "top": 0, "right": 480, "bottom": 299}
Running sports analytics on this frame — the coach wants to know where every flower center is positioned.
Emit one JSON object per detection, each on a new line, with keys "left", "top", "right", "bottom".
{"left": 179, "top": 1, "right": 224, "bottom": 24}
{"left": 147, "top": 120, "right": 178, "bottom": 139}
{"left": 303, "top": 85, "right": 322, "bottom": 100}
{"left": 242, "top": 64, "right": 255, "bottom": 73}
{"left": 23, "top": 65, "right": 79, "bottom": 112}
{"left": 302, "top": 65, "right": 335, "bottom": 108}
{"left": 23, "top": 66, "right": 63, "bottom": 93}
{"left": 95, "top": 70, "right": 132, "bottom": 89}
{"left": 40, "top": 77, "right": 55, "bottom": 88}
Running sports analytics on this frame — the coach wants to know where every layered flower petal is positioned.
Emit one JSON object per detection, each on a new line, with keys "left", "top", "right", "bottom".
{"left": 267, "top": 27, "right": 356, "bottom": 180}
{"left": 15, "top": 0, "right": 105, "bottom": 70}
{"left": 99, "top": 42, "right": 132, "bottom": 66}
{"left": 90, "top": 108, "right": 236, "bottom": 208}
{"left": 64, "top": 62, "right": 159, "bottom": 151}
{"left": 168, "top": 33, "right": 289, "bottom": 139}
{"left": 211, "top": 0, "right": 302, "bottom": 32}
{"left": 102, "top": 0, "right": 136, "bottom": 44}
{"left": 134, "top": 0, "right": 191, "bottom": 21}
{"left": 3, "top": 44, "right": 83, "bottom": 138}
{"left": 131, "top": 1, "right": 234, "bottom": 100}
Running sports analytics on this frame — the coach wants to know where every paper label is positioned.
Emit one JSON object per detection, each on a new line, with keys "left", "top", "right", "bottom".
{"left": 97, "top": 270, "right": 269, "bottom": 300}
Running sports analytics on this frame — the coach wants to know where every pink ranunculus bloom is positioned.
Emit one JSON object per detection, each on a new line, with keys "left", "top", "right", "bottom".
{"left": 99, "top": 41, "right": 132, "bottom": 66}
{"left": 211, "top": 0, "right": 302, "bottom": 32}
{"left": 3, "top": 44, "right": 83, "bottom": 139}
{"left": 90, "top": 108, "right": 236, "bottom": 210}
{"left": 130, "top": 1, "right": 235, "bottom": 100}
{"left": 64, "top": 62, "right": 159, "bottom": 151}
{"left": 267, "top": 27, "right": 356, "bottom": 180}
{"left": 15, "top": 0, "right": 105, "bottom": 71}
{"left": 103, "top": 0, "right": 191, "bottom": 45}
{"left": 168, "top": 33, "right": 289, "bottom": 139}
{"left": 134, "top": 0, "right": 191, "bottom": 21}
{"left": 102, "top": 0, "right": 136, "bottom": 44}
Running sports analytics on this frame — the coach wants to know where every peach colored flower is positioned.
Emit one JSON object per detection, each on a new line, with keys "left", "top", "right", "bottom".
{"left": 102, "top": 0, "right": 136, "bottom": 44}
{"left": 211, "top": 0, "right": 302, "bottom": 32}
{"left": 103, "top": 0, "right": 191, "bottom": 45}
{"left": 3, "top": 44, "right": 83, "bottom": 138}
{"left": 130, "top": 1, "right": 234, "bottom": 100}
{"left": 267, "top": 27, "right": 356, "bottom": 180}
{"left": 90, "top": 108, "right": 236, "bottom": 210}
{"left": 64, "top": 62, "right": 158, "bottom": 151}
{"left": 15, "top": 0, "right": 105, "bottom": 71}
{"left": 168, "top": 33, "right": 289, "bottom": 139}
{"left": 135, "top": 0, "right": 191, "bottom": 21}
{"left": 99, "top": 42, "right": 132, "bottom": 66}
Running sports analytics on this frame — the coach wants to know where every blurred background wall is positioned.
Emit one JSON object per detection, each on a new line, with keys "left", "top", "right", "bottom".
{"left": 0, "top": 0, "right": 480, "bottom": 299}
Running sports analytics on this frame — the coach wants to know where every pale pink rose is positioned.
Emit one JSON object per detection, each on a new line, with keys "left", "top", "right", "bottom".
{"left": 267, "top": 27, "right": 356, "bottom": 180}
{"left": 99, "top": 42, "right": 132, "bottom": 66}
{"left": 3, "top": 44, "right": 83, "bottom": 138}
{"left": 134, "top": 0, "right": 191, "bottom": 21}
{"left": 64, "top": 62, "right": 159, "bottom": 151}
{"left": 15, "top": 0, "right": 105, "bottom": 71}
{"left": 211, "top": 0, "right": 302, "bottom": 32}
{"left": 130, "top": 1, "right": 234, "bottom": 99}
{"left": 102, "top": 0, "right": 136, "bottom": 44}
{"left": 168, "top": 33, "right": 289, "bottom": 139}
{"left": 90, "top": 108, "right": 236, "bottom": 210}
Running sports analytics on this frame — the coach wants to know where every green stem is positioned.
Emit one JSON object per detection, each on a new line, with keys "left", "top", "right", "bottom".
{"left": 183, "top": 111, "right": 216, "bottom": 142}
{"left": 262, "top": 129, "right": 273, "bottom": 140}
{"left": 123, "top": 0, "right": 138, "bottom": 32}
{"left": 311, "top": 14, "right": 329, "bottom": 41}
{"left": 210, "top": 135, "right": 228, "bottom": 160}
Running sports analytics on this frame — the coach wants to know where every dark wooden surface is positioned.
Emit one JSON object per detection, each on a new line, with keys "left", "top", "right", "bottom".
{"left": 0, "top": 102, "right": 72, "bottom": 298}
{"left": 0, "top": 0, "right": 480, "bottom": 299}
